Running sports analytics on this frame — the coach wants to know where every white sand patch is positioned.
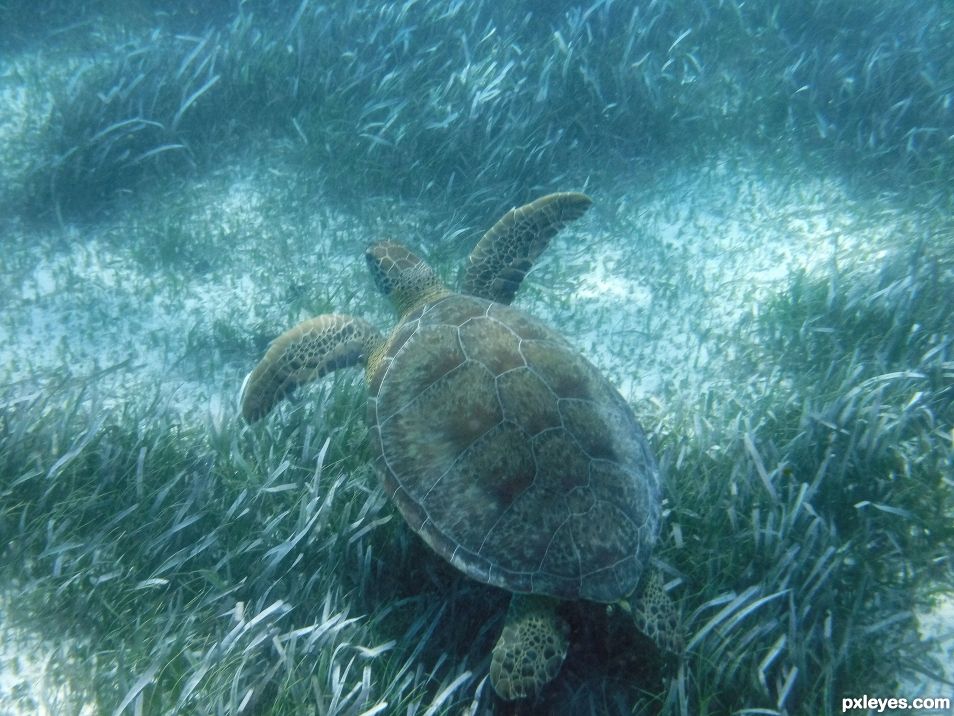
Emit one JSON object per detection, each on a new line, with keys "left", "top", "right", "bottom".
{"left": 0, "top": 596, "right": 96, "bottom": 715}
{"left": 0, "top": 160, "right": 373, "bottom": 417}
{"left": 911, "top": 593, "right": 954, "bottom": 696}
{"left": 513, "top": 155, "right": 910, "bottom": 410}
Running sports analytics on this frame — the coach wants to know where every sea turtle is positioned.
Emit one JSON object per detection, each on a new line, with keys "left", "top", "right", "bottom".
{"left": 240, "top": 193, "right": 680, "bottom": 700}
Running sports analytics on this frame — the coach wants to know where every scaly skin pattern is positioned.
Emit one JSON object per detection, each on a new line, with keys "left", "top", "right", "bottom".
{"left": 490, "top": 595, "right": 569, "bottom": 701}
{"left": 364, "top": 240, "right": 450, "bottom": 319}
{"left": 240, "top": 314, "right": 382, "bottom": 422}
{"left": 461, "top": 192, "right": 593, "bottom": 305}
{"left": 629, "top": 569, "right": 683, "bottom": 654}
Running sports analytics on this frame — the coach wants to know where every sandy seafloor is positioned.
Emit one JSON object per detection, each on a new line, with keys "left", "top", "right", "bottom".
{"left": 2, "top": 142, "right": 951, "bottom": 710}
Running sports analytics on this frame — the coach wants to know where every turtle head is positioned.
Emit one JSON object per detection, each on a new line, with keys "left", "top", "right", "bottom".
{"left": 366, "top": 241, "right": 449, "bottom": 317}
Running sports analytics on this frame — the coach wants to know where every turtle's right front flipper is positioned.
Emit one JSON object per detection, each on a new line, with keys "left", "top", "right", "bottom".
{"left": 461, "top": 192, "right": 592, "bottom": 305}
{"left": 241, "top": 314, "right": 383, "bottom": 422}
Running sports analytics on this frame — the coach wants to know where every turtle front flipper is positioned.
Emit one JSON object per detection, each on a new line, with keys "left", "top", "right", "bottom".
{"left": 624, "top": 569, "right": 683, "bottom": 655}
{"left": 461, "top": 192, "right": 592, "bottom": 305}
{"left": 490, "top": 594, "right": 569, "bottom": 701}
{"left": 241, "top": 314, "right": 382, "bottom": 422}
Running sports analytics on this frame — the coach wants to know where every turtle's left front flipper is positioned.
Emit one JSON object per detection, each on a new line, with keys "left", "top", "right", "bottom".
{"left": 461, "top": 192, "right": 592, "bottom": 305}
{"left": 241, "top": 314, "right": 383, "bottom": 422}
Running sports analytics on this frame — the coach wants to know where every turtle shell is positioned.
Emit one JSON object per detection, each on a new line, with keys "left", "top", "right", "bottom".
{"left": 367, "top": 294, "right": 660, "bottom": 603}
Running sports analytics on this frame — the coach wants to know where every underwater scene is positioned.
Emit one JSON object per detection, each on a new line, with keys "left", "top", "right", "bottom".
{"left": 1, "top": 1, "right": 952, "bottom": 714}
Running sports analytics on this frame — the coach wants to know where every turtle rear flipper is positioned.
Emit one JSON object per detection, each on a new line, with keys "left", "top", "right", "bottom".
{"left": 461, "top": 192, "right": 592, "bottom": 305}
{"left": 628, "top": 569, "right": 683, "bottom": 655}
{"left": 241, "top": 314, "right": 382, "bottom": 422}
{"left": 490, "top": 594, "right": 569, "bottom": 701}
